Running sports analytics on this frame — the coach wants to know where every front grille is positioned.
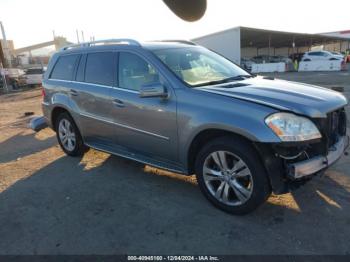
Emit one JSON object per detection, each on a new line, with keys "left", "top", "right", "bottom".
{"left": 326, "top": 108, "right": 346, "bottom": 146}
{"left": 313, "top": 108, "right": 347, "bottom": 150}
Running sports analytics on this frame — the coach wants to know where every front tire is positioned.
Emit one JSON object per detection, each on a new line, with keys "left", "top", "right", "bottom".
{"left": 195, "top": 136, "right": 271, "bottom": 215}
{"left": 55, "top": 112, "right": 85, "bottom": 156}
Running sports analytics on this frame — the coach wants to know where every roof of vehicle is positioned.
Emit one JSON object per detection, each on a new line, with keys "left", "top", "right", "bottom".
{"left": 142, "top": 41, "right": 198, "bottom": 50}
{"left": 57, "top": 39, "right": 198, "bottom": 54}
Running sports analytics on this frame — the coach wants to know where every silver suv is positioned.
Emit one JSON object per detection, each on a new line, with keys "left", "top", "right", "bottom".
{"left": 42, "top": 39, "right": 348, "bottom": 214}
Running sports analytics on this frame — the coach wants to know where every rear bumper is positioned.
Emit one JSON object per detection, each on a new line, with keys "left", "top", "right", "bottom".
{"left": 287, "top": 135, "right": 349, "bottom": 179}
{"left": 41, "top": 101, "right": 52, "bottom": 128}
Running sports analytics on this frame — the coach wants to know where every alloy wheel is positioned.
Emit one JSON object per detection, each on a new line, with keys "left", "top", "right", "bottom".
{"left": 58, "top": 118, "right": 76, "bottom": 152}
{"left": 202, "top": 151, "right": 253, "bottom": 206}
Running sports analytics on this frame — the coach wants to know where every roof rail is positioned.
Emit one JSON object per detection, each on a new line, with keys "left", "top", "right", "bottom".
{"left": 60, "top": 38, "right": 141, "bottom": 51}
{"left": 155, "top": 40, "right": 197, "bottom": 46}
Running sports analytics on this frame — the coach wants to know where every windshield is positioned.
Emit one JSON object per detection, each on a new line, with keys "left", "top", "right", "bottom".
{"left": 153, "top": 47, "right": 250, "bottom": 87}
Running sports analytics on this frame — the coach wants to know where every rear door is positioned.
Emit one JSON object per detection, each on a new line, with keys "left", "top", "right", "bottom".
{"left": 48, "top": 53, "right": 81, "bottom": 113}
{"left": 108, "top": 51, "right": 178, "bottom": 164}
{"left": 69, "top": 51, "right": 117, "bottom": 145}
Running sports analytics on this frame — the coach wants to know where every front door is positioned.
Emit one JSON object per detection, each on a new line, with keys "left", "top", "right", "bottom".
{"left": 109, "top": 51, "right": 178, "bottom": 165}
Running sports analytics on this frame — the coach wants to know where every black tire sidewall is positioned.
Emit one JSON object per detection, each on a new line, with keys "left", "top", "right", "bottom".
{"left": 195, "top": 137, "right": 271, "bottom": 215}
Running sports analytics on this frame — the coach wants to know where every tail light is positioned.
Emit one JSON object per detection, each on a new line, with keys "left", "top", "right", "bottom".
{"left": 41, "top": 88, "right": 46, "bottom": 99}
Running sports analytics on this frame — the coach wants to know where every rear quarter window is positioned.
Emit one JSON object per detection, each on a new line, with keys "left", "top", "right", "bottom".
{"left": 50, "top": 54, "right": 79, "bottom": 80}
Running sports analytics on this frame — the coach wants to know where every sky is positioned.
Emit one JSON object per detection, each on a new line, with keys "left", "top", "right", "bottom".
{"left": 1, "top": 0, "right": 349, "bottom": 49}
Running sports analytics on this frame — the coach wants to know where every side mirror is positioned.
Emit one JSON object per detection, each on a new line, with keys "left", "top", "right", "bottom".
{"left": 139, "top": 83, "right": 168, "bottom": 98}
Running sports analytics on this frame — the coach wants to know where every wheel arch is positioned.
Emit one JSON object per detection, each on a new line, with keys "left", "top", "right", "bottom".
{"left": 186, "top": 128, "right": 254, "bottom": 175}
{"left": 185, "top": 128, "right": 288, "bottom": 194}
{"left": 51, "top": 106, "right": 75, "bottom": 131}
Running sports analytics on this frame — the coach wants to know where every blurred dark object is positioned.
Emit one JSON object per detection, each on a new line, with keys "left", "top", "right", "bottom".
{"left": 289, "top": 53, "right": 305, "bottom": 62}
{"left": 163, "top": 0, "right": 207, "bottom": 22}
{"left": 0, "top": 74, "right": 3, "bottom": 88}
{"left": 24, "top": 112, "right": 34, "bottom": 116}
{"left": 0, "top": 41, "right": 7, "bottom": 67}
{"left": 331, "top": 86, "right": 344, "bottom": 92}
{"left": 29, "top": 116, "right": 48, "bottom": 132}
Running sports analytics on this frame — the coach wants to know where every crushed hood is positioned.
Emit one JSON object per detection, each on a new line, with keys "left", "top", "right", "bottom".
{"left": 198, "top": 76, "right": 347, "bottom": 118}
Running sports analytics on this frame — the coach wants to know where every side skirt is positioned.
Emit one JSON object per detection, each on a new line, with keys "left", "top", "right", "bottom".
{"left": 85, "top": 142, "right": 186, "bottom": 175}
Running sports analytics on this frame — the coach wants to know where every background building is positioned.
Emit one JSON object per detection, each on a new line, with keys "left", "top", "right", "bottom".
{"left": 0, "top": 36, "right": 71, "bottom": 68}
{"left": 192, "top": 26, "right": 350, "bottom": 64}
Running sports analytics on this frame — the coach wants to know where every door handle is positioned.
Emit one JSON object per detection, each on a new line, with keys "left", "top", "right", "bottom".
{"left": 113, "top": 98, "right": 125, "bottom": 108}
{"left": 70, "top": 89, "right": 78, "bottom": 96}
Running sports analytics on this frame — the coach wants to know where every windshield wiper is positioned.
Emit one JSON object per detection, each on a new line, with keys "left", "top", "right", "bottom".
{"left": 192, "top": 74, "right": 253, "bottom": 87}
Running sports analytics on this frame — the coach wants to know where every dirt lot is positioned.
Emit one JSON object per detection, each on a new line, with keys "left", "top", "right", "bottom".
{"left": 1, "top": 72, "right": 350, "bottom": 255}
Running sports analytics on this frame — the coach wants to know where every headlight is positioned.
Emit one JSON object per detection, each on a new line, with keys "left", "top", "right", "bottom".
{"left": 265, "top": 113, "right": 321, "bottom": 142}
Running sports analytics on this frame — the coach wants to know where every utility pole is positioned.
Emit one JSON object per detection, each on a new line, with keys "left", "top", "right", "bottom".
{"left": 81, "top": 30, "right": 85, "bottom": 43}
{"left": 268, "top": 34, "right": 271, "bottom": 59}
{"left": 76, "top": 29, "right": 80, "bottom": 44}
{"left": 0, "top": 21, "right": 12, "bottom": 67}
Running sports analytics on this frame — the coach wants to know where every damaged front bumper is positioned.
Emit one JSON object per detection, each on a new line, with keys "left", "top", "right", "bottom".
{"left": 287, "top": 135, "right": 349, "bottom": 179}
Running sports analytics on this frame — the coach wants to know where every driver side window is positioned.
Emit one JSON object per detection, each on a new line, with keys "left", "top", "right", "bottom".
{"left": 118, "top": 52, "right": 159, "bottom": 91}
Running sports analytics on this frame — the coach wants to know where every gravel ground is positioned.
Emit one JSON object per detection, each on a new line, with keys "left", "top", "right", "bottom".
{"left": 0, "top": 71, "right": 350, "bottom": 255}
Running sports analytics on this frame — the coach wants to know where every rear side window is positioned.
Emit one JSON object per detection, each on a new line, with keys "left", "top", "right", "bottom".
{"left": 85, "top": 52, "right": 115, "bottom": 86}
{"left": 50, "top": 55, "right": 79, "bottom": 80}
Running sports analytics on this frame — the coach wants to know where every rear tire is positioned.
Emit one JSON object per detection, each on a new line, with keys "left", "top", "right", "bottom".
{"left": 195, "top": 136, "right": 271, "bottom": 215}
{"left": 55, "top": 112, "right": 86, "bottom": 156}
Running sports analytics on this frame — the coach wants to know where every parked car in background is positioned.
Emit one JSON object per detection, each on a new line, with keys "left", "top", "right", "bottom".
{"left": 251, "top": 55, "right": 270, "bottom": 64}
{"left": 269, "top": 55, "right": 292, "bottom": 64}
{"left": 302, "top": 51, "right": 343, "bottom": 62}
{"left": 42, "top": 39, "right": 348, "bottom": 215}
{"left": 25, "top": 67, "right": 45, "bottom": 86}
{"left": 0, "top": 68, "right": 27, "bottom": 89}
{"left": 240, "top": 58, "right": 254, "bottom": 71}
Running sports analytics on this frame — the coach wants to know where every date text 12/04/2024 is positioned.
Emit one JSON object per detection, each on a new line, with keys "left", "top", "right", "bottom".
{"left": 127, "top": 256, "right": 219, "bottom": 261}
